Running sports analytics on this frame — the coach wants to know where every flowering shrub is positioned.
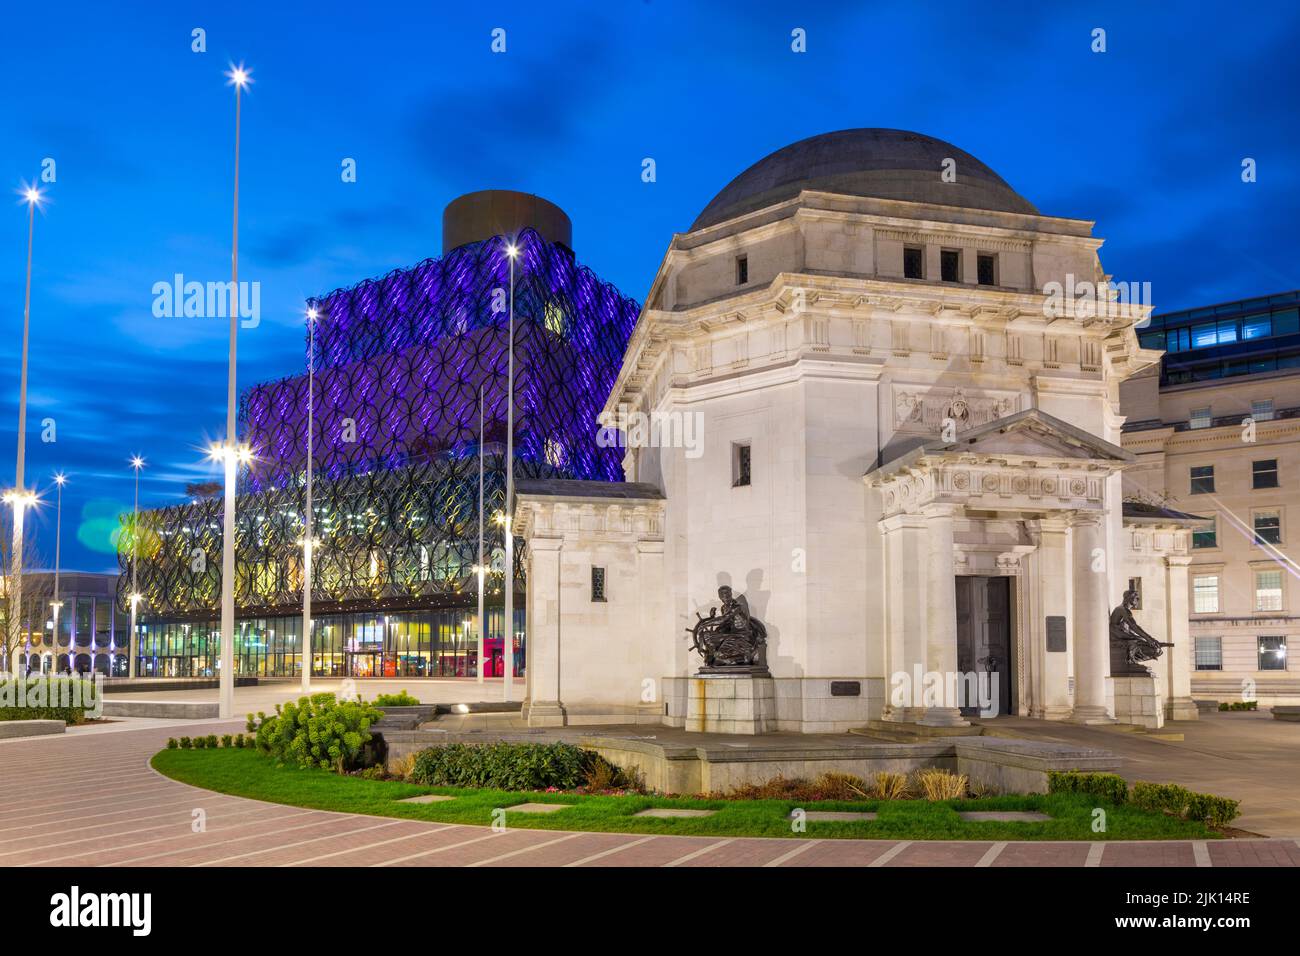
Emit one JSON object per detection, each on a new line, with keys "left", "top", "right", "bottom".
{"left": 250, "top": 693, "right": 382, "bottom": 773}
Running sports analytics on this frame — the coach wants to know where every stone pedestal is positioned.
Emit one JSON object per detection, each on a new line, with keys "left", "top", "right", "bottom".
{"left": 685, "top": 672, "right": 776, "bottom": 735}
{"left": 1110, "top": 674, "right": 1164, "bottom": 729}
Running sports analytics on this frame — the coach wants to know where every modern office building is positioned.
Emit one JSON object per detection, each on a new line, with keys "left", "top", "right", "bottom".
{"left": 7, "top": 571, "right": 125, "bottom": 676}
{"left": 1123, "top": 290, "right": 1300, "bottom": 705}
{"left": 121, "top": 191, "right": 640, "bottom": 680}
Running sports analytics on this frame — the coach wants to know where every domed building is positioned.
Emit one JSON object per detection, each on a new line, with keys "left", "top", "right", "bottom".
{"left": 516, "top": 130, "right": 1204, "bottom": 738}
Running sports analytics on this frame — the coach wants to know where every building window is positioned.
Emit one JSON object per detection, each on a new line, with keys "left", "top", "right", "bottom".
{"left": 1255, "top": 569, "right": 1283, "bottom": 611}
{"left": 591, "top": 566, "right": 606, "bottom": 602}
{"left": 1194, "top": 636, "right": 1222, "bottom": 671}
{"left": 1251, "top": 398, "right": 1275, "bottom": 422}
{"left": 735, "top": 255, "right": 748, "bottom": 285}
{"left": 1258, "top": 636, "right": 1287, "bottom": 671}
{"left": 1253, "top": 459, "right": 1279, "bottom": 489}
{"left": 977, "top": 254, "right": 997, "bottom": 286}
{"left": 1253, "top": 510, "right": 1282, "bottom": 546}
{"left": 1189, "top": 465, "right": 1215, "bottom": 494}
{"left": 1193, "top": 518, "right": 1217, "bottom": 549}
{"left": 1193, "top": 574, "right": 1219, "bottom": 614}
{"left": 732, "top": 442, "right": 752, "bottom": 488}
{"left": 1189, "top": 407, "right": 1212, "bottom": 430}
{"left": 940, "top": 249, "right": 961, "bottom": 283}
{"left": 903, "top": 246, "right": 924, "bottom": 279}
{"left": 1127, "top": 577, "right": 1143, "bottom": 609}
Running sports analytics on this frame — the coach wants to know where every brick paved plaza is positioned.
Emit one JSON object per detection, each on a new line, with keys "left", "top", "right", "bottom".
{"left": 3, "top": 717, "right": 1298, "bottom": 868}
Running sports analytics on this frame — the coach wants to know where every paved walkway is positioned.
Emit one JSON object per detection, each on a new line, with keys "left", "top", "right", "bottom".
{"left": 3, "top": 720, "right": 1298, "bottom": 867}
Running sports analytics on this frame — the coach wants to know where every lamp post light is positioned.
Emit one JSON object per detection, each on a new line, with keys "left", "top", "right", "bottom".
{"left": 8, "top": 185, "right": 44, "bottom": 670}
{"left": 218, "top": 62, "right": 251, "bottom": 719}
{"left": 502, "top": 241, "right": 518, "bottom": 703}
{"left": 476, "top": 384, "right": 485, "bottom": 683}
{"left": 127, "top": 455, "right": 144, "bottom": 678}
{"left": 302, "top": 306, "right": 317, "bottom": 693}
{"left": 51, "top": 472, "right": 65, "bottom": 673}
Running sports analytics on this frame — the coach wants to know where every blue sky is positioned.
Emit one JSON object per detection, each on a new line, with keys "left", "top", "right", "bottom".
{"left": 1, "top": 0, "right": 1297, "bottom": 573}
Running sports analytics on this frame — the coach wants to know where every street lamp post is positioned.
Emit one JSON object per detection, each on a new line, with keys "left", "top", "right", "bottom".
{"left": 51, "top": 473, "right": 65, "bottom": 673}
{"left": 476, "top": 384, "right": 485, "bottom": 683}
{"left": 302, "top": 306, "right": 317, "bottom": 693}
{"left": 128, "top": 456, "right": 144, "bottom": 678}
{"left": 8, "top": 186, "right": 43, "bottom": 672}
{"left": 502, "top": 241, "right": 518, "bottom": 703}
{"left": 219, "top": 63, "right": 251, "bottom": 719}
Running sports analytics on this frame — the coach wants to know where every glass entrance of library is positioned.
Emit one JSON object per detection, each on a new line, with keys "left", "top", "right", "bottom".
{"left": 347, "top": 651, "right": 382, "bottom": 677}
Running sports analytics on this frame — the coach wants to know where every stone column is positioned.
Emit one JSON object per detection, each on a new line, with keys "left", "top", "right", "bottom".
{"left": 1069, "top": 512, "right": 1113, "bottom": 723}
{"left": 523, "top": 537, "right": 566, "bottom": 727}
{"left": 919, "top": 504, "right": 967, "bottom": 726}
{"left": 1164, "top": 553, "right": 1198, "bottom": 720}
{"left": 880, "top": 512, "right": 929, "bottom": 722}
{"left": 1028, "top": 516, "right": 1074, "bottom": 720}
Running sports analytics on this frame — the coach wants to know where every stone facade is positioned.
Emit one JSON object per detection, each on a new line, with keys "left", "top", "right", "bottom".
{"left": 515, "top": 130, "right": 1197, "bottom": 732}
{"left": 1123, "top": 364, "right": 1300, "bottom": 706}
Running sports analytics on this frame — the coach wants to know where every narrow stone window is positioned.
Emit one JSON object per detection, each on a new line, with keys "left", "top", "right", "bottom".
{"left": 977, "top": 253, "right": 997, "bottom": 286}
{"left": 591, "top": 566, "right": 607, "bottom": 602}
{"left": 903, "top": 246, "right": 924, "bottom": 279}
{"left": 940, "top": 249, "right": 961, "bottom": 283}
{"left": 736, "top": 255, "right": 748, "bottom": 285}
{"left": 732, "top": 442, "right": 752, "bottom": 488}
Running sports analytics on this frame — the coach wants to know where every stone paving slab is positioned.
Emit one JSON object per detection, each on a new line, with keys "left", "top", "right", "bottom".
{"left": 958, "top": 811, "right": 1051, "bottom": 822}
{"left": 635, "top": 808, "right": 716, "bottom": 818}
{"left": 397, "top": 794, "right": 456, "bottom": 804}
{"left": 2, "top": 721, "right": 1296, "bottom": 868}
{"left": 796, "top": 810, "right": 878, "bottom": 822}
{"left": 504, "top": 802, "right": 570, "bottom": 814}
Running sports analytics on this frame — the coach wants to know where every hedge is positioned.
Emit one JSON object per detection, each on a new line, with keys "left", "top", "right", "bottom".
{"left": 0, "top": 677, "right": 98, "bottom": 724}
{"left": 1131, "top": 781, "right": 1240, "bottom": 829}
{"left": 411, "top": 742, "right": 596, "bottom": 791}
{"left": 1047, "top": 771, "right": 1129, "bottom": 804}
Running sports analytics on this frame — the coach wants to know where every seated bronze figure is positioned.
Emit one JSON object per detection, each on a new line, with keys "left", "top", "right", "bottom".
{"left": 1109, "top": 589, "right": 1173, "bottom": 674}
{"left": 687, "top": 585, "right": 767, "bottom": 669}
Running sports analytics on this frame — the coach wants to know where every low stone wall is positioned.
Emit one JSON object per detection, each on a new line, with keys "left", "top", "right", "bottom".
{"left": 0, "top": 719, "right": 65, "bottom": 740}
{"left": 101, "top": 700, "right": 220, "bottom": 719}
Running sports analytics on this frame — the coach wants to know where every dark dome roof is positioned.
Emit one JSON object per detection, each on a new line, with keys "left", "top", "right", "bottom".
{"left": 691, "top": 129, "right": 1038, "bottom": 230}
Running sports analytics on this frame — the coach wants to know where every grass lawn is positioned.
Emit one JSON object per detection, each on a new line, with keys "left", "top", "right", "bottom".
{"left": 152, "top": 748, "right": 1218, "bottom": 841}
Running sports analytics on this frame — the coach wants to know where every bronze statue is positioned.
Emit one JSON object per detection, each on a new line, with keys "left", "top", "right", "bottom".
{"left": 1109, "top": 589, "right": 1173, "bottom": 674}
{"left": 687, "top": 585, "right": 767, "bottom": 669}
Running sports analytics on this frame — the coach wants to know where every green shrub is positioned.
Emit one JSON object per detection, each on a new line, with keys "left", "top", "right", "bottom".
{"left": 233, "top": 733, "right": 245, "bottom": 749}
{"left": 246, "top": 713, "right": 256, "bottom": 733}
{"left": 166, "top": 738, "right": 179, "bottom": 749}
{"left": 205, "top": 734, "right": 218, "bottom": 749}
{"left": 220, "top": 734, "right": 233, "bottom": 749}
{"left": 1218, "top": 701, "right": 1257, "bottom": 711}
{"left": 179, "top": 736, "right": 193, "bottom": 749}
{"left": 373, "top": 691, "right": 420, "bottom": 708}
{"left": 0, "top": 677, "right": 98, "bottom": 724}
{"left": 249, "top": 693, "right": 382, "bottom": 773}
{"left": 1048, "top": 771, "right": 1128, "bottom": 804}
{"left": 193, "top": 736, "right": 207, "bottom": 749}
{"left": 1131, "top": 781, "right": 1240, "bottom": 828}
{"left": 411, "top": 742, "right": 596, "bottom": 791}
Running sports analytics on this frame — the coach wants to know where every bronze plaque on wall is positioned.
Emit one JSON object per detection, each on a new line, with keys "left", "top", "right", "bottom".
{"left": 1046, "top": 616, "right": 1067, "bottom": 652}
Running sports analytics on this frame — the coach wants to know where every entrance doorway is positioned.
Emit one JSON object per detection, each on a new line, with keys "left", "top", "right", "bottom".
{"left": 955, "top": 576, "right": 1014, "bottom": 717}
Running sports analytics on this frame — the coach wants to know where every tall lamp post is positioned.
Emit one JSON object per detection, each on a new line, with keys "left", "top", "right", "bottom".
{"left": 502, "top": 241, "right": 518, "bottom": 702}
{"left": 7, "top": 185, "right": 44, "bottom": 671}
{"left": 127, "top": 456, "right": 144, "bottom": 678}
{"left": 218, "top": 62, "right": 251, "bottom": 718}
{"left": 51, "top": 472, "right": 65, "bottom": 673}
{"left": 475, "top": 384, "right": 485, "bottom": 683}
{"left": 301, "top": 306, "right": 317, "bottom": 693}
